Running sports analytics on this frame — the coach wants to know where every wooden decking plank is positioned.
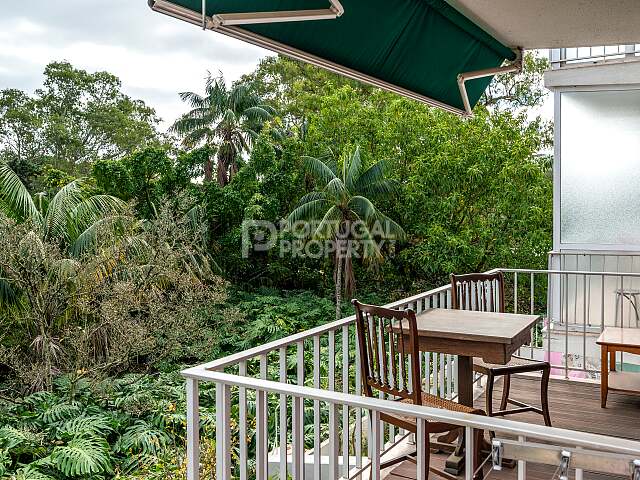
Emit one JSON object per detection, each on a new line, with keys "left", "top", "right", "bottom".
{"left": 388, "top": 376, "right": 639, "bottom": 479}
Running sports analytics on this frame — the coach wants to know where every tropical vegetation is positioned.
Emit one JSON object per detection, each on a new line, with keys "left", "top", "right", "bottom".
{"left": 0, "top": 52, "right": 552, "bottom": 478}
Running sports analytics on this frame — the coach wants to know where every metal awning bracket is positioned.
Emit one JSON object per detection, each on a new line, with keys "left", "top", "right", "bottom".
{"left": 457, "top": 48, "right": 523, "bottom": 117}
{"left": 199, "top": 0, "right": 344, "bottom": 29}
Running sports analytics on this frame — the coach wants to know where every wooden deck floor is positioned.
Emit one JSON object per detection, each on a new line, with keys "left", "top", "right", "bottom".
{"left": 387, "top": 376, "right": 640, "bottom": 480}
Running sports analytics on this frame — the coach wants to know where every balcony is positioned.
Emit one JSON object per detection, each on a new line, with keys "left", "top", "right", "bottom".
{"left": 182, "top": 263, "right": 640, "bottom": 480}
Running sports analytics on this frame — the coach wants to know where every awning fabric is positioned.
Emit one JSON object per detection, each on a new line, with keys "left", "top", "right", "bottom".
{"left": 151, "top": 0, "right": 517, "bottom": 114}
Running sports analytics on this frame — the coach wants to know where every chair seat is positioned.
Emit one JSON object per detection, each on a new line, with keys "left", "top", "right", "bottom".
{"left": 381, "top": 392, "right": 484, "bottom": 433}
{"left": 474, "top": 356, "right": 549, "bottom": 375}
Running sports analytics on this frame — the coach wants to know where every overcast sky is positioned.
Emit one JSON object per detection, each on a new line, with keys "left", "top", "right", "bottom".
{"left": 0, "top": 0, "right": 272, "bottom": 129}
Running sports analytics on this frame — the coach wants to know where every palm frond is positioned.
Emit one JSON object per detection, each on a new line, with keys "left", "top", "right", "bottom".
{"left": 324, "top": 177, "right": 348, "bottom": 204}
{"left": 303, "top": 156, "right": 337, "bottom": 186}
{"left": 0, "top": 163, "right": 42, "bottom": 222}
{"left": 313, "top": 205, "right": 343, "bottom": 240}
{"left": 43, "top": 180, "right": 84, "bottom": 241}
{"left": 348, "top": 195, "right": 378, "bottom": 222}
{"left": 68, "top": 195, "right": 127, "bottom": 242}
{"left": 371, "top": 211, "right": 406, "bottom": 241}
{"left": 354, "top": 160, "right": 399, "bottom": 198}
{"left": 287, "top": 199, "right": 332, "bottom": 227}
{"left": 349, "top": 212, "right": 383, "bottom": 262}
{"left": 68, "top": 214, "right": 131, "bottom": 258}
{"left": 177, "top": 91, "right": 206, "bottom": 109}
{"left": 297, "top": 191, "right": 327, "bottom": 205}
{"left": 345, "top": 147, "right": 362, "bottom": 191}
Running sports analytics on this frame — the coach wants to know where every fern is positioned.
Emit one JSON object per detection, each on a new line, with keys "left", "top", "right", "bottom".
{"left": 116, "top": 421, "right": 169, "bottom": 456}
{"left": 51, "top": 436, "right": 111, "bottom": 477}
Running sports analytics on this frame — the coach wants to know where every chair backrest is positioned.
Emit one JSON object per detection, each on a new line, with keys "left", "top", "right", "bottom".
{"left": 352, "top": 299, "right": 422, "bottom": 405}
{"left": 450, "top": 272, "right": 505, "bottom": 313}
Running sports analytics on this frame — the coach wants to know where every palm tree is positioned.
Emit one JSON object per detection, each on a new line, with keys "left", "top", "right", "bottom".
{"left": 0, "top": 162, "right": 126, "bottom": 256}
{"left": 287, "top": 147, "right": 405, "bottom": 320}
{"left": 171, "top": 73, "right": 274, "bottom": 186}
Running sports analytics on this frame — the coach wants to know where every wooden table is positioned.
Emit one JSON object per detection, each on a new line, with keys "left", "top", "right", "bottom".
{"left": 402, "top": 308, "right": 540, "bottom": 475}
{"left": 411, "top": 308, "right": 541, "bottom": 407}
{"left": 596, "top": 327, "right": 640, "bottom": 408}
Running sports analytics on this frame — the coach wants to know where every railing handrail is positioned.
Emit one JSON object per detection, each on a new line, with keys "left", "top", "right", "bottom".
{"left": 498, "top": 268, "right": 640, "bottom": 278}
{"left": 183, "top": 368, "right": 640, "bottom": 457}
{"left": 198, "top": 283, "right": 452, "bottom": 370}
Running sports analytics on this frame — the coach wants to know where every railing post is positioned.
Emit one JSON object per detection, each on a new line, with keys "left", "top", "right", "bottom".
{"left": 216, "top": 381, "right": 232, "bottom": 479}
{"left": 256, "top": 356, "right": 268, "bottom": 480}
{"left": 313, "top": 335, "right": 321, "bottom": 480}
{"left": 517, "top": 435, "right": 526, "bottom": 480}
{"left": 371, "top": 410, "right": 381, "bottom": 480}
{"left": 279, "top": 348, "right": 288, "bottom": 479}
{"left": 465, "top": 426, "right": 474, "bottom": 480}
{"left": 416, "top": 418, "right": 426, "bottom": 480}
{"left": 239, "top": 361, "right": 248, "bottom": 480}
{"left": 186, "top": 377, "right": 200, "bottom": 480}
{"left": 292, "top": 341, "right": 305, "bottom": 479}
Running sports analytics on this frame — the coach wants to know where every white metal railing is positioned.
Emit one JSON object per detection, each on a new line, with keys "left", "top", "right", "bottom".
{"left": 550, "top": 45, "right": 640, "bottom": 69}
{"left": 181, "top": 273, "right": 640, "bottom": 479}
{"left": 493, "top": 266, "right": 640, "bottom": 379}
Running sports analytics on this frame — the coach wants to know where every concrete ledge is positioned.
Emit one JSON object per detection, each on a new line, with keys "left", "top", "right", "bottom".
{"left": 545, "top": 60, "right": 640, "bottom": 90}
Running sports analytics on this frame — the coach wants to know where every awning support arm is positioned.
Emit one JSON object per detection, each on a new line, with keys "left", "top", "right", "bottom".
{"left": 457, "top": 48, "right": 523, "bottom": 116}
{"left": 199, "top": 0, "right": 344, "bottom": 29}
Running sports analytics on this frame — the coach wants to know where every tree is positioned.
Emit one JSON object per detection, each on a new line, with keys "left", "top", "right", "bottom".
{"left": 93, "top": 146, "right": 206, "bottom": 218}
{"left": 481, "top": 51, "right": 550, "bottom": 110}
{"left": 171, "top": 73, "right": 274, "bottom": 185}
{"left": 0, "top": 62, "right": 160, "bottom": 184}
{"left": 287, "top": 147, "right": 405, "bottom": 319}
{"left": 37, "top": 62, "right": 159, "bottom": 170}
{"left": 0, "top": 162, "right": 125, "bottom": 256}
{"left": 0, "top": 89, "right": 44, "bottom": 187}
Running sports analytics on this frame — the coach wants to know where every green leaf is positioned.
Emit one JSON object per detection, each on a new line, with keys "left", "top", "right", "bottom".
{"left": 0, "top": 163, "right": 42, "bottom": 222}
{"left": 116, "top": 421, "right": 170, "bottom": 456}
{"left": 51, "top": 436, "right": 112, "bottom": 477}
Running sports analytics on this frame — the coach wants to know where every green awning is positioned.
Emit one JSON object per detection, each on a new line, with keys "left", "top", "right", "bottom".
{"left": 150, "top": 0, "right": 517, "bottom": 115}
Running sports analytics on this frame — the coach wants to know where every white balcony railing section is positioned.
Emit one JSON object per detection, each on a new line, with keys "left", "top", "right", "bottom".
{"left": 182, "top": 268, "right": 640, "bottom": 480}
{"left": 550, "top": 45, "right": 640, "bottom": 69}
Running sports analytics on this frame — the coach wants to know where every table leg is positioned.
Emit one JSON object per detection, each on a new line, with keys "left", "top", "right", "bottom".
{"left": 457, "top": 356, "right": 475, "bottom": 407}
{"left": 601, "top": 346, "right": 608, "bottom": 408}
{"left": 445, "top": 356, "right": 475, "bottom": 475}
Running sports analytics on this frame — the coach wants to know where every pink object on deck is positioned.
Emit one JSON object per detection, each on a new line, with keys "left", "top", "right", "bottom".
{"left": 545, "top": 351, "right": 588, "bottom": 378}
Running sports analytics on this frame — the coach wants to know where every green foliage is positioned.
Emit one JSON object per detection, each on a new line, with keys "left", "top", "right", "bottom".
{"left": 0, "top": 53, "right": 555, "bottom": 479}
{"left": 0, "top": 62, "right": 159, "bottom": 189}
{"left": 171, "top": 72, "right": 275, "bottom": 185}
{"left": 93, "top": 146, "right": 204, "bottom": 218}
{"left": 51, "top": 436, "right": 112, "bottom": 477}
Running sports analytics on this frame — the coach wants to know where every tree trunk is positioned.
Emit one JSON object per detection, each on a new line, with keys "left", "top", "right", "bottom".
{"left": 335, "top": 248, "right": 343, "bottom": 321}
{"left": 204, "top": 154, "right": 213, "bottom": 183}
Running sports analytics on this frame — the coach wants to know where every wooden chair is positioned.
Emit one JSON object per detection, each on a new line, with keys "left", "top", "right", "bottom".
{"left": 352, "top": 299, "right": 485, "bottom": 480}
{"left": 450, "top": 272, "right": 552, "bottom": 426}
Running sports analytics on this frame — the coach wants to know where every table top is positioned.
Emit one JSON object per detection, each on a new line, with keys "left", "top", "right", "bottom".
{"left": 403, "top": 308, "right": 541, "bottom": 345}
{"left": 597, "top": 327, "right": 640, "bottom": 348}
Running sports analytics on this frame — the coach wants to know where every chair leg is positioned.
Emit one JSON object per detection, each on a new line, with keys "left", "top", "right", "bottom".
{"left": 541, "top": 366, "right": 552, "bottom": 426}
{"left": 499, "top": 374, "right": 510, "bottom": 411}
{"left": 485, "top": 373, "right": 494, "bottom": 417}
